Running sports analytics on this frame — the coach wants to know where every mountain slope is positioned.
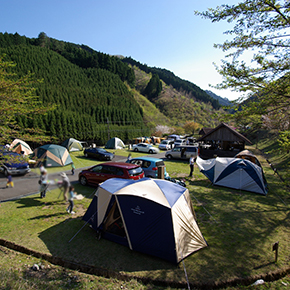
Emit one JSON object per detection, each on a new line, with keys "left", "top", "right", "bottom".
{"left": 205, "top": 90, "right": 233, "bottom": 107}
{"left": 0, "top": 32, "right": 149, "bottom": 144}
{"left": 130, "top": 65, "right": 224, "bottom": 128}
{"left": 0, "top": 32, "right": 227, "bottom": 142}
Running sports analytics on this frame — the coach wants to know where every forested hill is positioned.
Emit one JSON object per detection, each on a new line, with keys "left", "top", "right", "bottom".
{"left": 0, "top": 32, "right": 148, "bottom": 144}
{"left": 122, "top": 57, "right": 220, "bottom": 109}
{"left": 0, "top": 32, "right": 225, "bottom": 145}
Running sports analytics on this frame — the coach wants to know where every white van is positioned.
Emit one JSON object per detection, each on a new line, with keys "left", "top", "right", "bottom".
{"left": 165, "top": 145, "right": 199, "bottom": 160}
{"left": 174, "top": 139, "right": 187, "bottom": 147}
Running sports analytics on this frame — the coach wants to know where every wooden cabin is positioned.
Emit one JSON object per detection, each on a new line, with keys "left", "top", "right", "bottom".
{"left": 197, "top": 123, "right": 252, "bottom": 159}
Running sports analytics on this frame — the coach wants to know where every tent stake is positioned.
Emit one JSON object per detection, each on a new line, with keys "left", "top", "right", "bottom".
{"left": 272, "top": 241, "right": 279, "bottom": 263}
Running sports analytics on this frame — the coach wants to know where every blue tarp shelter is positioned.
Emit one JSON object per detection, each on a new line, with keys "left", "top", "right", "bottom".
{"left": 83, "top": 178, "right": 207, "bottom": 264}
{"left": 196, "top": 156, "right": 268, "bottom": 195}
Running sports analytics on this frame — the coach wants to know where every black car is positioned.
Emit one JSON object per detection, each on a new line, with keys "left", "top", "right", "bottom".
{"left": 84, "top": 147, "right": 114, "bottom": 161}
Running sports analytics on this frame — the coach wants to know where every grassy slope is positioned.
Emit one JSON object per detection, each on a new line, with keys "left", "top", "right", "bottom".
{"left": 0, "top": 141, "right": 290, "bottom": 289}
{"left": 0, "top": 139, "right": 290, "bottom": 289}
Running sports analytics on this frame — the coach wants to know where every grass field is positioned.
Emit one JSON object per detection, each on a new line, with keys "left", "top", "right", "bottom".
{"left": 0, "top": 143, "right": 290, "bottom": 289}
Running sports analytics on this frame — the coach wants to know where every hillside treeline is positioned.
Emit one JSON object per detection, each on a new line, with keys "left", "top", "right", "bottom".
{"left": 122, "top": 57, "right": 221, "bottom": 109}
{"left": 0, "top": 32, "right": 149, "bottom": 145}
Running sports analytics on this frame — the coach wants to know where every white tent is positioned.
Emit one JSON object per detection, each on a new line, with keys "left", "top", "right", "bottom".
{"left": 61, "top": 138, "right": 84, "bottom": 152}
{"left": 105, "top": 137, "right": 125, "bottom": 149}
{"left": 10, "top": 139, "right": 33, "bottom": 155}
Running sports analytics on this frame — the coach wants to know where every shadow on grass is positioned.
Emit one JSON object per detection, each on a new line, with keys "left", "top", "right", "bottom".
{"left": 180, "top": 176, "right": 290, "bottom": 282}
{"left": 38, "top": 218, "right": 177, "bottom": 276}
{"left": 16, "top": 197, "right": 66, "bottom": 208}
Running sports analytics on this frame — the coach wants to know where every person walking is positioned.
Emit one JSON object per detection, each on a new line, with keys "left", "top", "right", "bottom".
{"left": 127, "top": 153, "right": 132, "bottom": 161}
{"left": 189, "top": 155, "right": 195, "bottom": 177}
{"left": 6, "top": 174, "right": 14, "bottom": 188}
{"left": 71, "top": 163, "right": 75, "bottom": 175}
{"left": 66, "top": 185, "right": 76, "bottom": 214}
{"left": 60, "top": 172, "right": 70, "bottom": 201}
{"left": 39, "top": 162, "right": 46, "bottom": 175}
{"left": 39, "top": 170, "right": 48, "bottom": 198}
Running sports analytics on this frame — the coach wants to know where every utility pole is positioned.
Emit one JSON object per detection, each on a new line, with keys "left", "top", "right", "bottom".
{"left": 107, "top": 118, "right": 110, "bottom": 140}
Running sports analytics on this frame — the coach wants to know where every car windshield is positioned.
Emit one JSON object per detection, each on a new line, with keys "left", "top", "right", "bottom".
{"left": 1, "top": 152, "right": 28, "bottom": 166}
{"left": 187, "top": 147, "right": 197, "bottom": 152}
{"left": 161, "top": 141, "right": 167, "bottom": 144}
{"left": 155, "top": 161, "right": 164, "bottom": 167}
{"left": 128, "top": 167, "right": 143, "bottom": 176}
{"left": 97, "top": 148, "right": 107, "bottom": 153}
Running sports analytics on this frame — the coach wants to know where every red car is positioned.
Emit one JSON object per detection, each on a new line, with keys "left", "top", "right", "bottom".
{"left": 78, "top": 162, "right": 145, "bottom": 186}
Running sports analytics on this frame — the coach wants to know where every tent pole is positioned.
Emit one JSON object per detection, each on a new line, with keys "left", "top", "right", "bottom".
{"left": 68, "top": 194, "right": 111, "bottom": 243}
{"left": 190, "top": 191, "right": 218, "bottom": 223}
{"left": 178, "top": 240, "right": 191, "bottom": 290}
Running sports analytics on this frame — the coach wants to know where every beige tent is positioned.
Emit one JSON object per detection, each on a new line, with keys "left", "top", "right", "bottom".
{"left": 235, "top": 150, "right": 262, "bottom": 167}
{"left": 83, "top": 178, "right": 207, "bottom": 263}
{"left": 10, "top": 139, "right": 33, "bottom": 155}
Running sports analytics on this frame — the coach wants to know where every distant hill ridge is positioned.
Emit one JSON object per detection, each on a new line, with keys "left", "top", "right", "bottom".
{"left": 205, "top": 90, "right": 233, "bottom": 107}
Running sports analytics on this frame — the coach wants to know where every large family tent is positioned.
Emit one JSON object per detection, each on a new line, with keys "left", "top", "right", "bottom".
{"left": 196, "top": 156, "right": 268, "bottom": 195}
{"left": 105, "top": 137, "right": 125, "bottom": 149}
{"left": 10, "top": 139, "right": 33, "bottom": 155}
{"left": 83, "top": 178, "right": 207, "bottom": 264}
{"left": 61, "top": 138, "right": 84, "bottom": 152}
{"left": 33, "top": 144, "right": 73, "bottom": 167}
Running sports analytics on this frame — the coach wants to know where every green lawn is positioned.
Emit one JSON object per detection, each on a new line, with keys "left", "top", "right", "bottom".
{"left": 0, "top": 145, "right": 290, "bottom": 289}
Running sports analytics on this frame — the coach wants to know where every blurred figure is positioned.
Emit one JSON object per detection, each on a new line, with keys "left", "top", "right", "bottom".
{"left": 60, "top": 172, "right": 70, "bottom": 201}
{"left": 66, "top": 185, "right": 76, "bottom": 214}
{"left": 189, "top": 155, "right": 195, "bottom": 177}
{"left": 39, "top": 170, "right": 48, "bottom": 198}
{"left": 6, "top": 174, "right": 14, "bottom": 188}
{"left": 71, "top": 163, "right": 75, "bottom": 175}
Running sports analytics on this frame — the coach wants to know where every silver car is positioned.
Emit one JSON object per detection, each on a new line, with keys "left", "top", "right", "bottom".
{"left": 132, "top": 143, "right": 160, "bottom": 154}
{"left": 158, "top": 140, "right": 174, "bottom": 150}
{"left": 165, "top": 145, "right": 199, "bottom": 160}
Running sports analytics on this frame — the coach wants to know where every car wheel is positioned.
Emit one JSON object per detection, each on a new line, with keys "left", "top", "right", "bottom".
{"left": 79, "top": 176, "right": 88, "bottom": 186}
{"left": 134, "top": 148, "right": 138, "bottom": 152}
{"left": 4, "top": 169, "right": 8, "bottom": 176}
{"left": 167, "top": 155, "right": 172, "bottom": 160}
{"left": 149, "top": 149, "right": 153, "bottom": 154}
{"left": 84, "top": 153, "right": 88, "bottom": 158}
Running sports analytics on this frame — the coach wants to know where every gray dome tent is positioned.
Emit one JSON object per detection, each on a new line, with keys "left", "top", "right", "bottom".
{"left": 61, "top": 138, "right": 84, "bottom": 152}
{"left": 105, "top": 137, "right": 125, "bottom": 149}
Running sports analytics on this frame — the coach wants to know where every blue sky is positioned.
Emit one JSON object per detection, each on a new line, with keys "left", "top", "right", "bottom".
{"left": 0, "top": 0, "right": 241, "bottom": 100}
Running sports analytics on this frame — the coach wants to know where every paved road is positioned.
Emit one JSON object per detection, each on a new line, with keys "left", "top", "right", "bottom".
{"left": 0, "top": 152, "right": 167, "bottom": 202}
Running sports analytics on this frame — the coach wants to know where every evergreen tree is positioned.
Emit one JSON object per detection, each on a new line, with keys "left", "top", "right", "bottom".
{"left": 144, "top": 73, "right": 162, "bottom": 100}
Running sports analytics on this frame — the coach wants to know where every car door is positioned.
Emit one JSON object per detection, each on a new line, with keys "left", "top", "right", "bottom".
{"left": 171, "top": 147, "right": 182, "bottom": 158}
{"left": 139, "top": 144, "right": 147, "bottom": 152}
{"left": 86, "top": 165, "right": 103, "bottom": 185}
{"left": 97, "top": 165, "right": 117, "bottom": 183}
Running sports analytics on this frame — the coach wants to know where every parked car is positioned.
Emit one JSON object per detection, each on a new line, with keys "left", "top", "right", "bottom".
{"left": 158, "top": 139, "right": 175, "bottom": 150}
{"left": 174, "top": 139, "right": 187, "bottom": 146}
{"left": 79, "top": 162, "right": 144, "bottom": 186}
{"left": 126, "top": 157, "right": 169, "bottom": 178}
{"left": 0, "top": 151, "right": 31, "bottom": 176}
{"left": 132, "top": 143, "right": 160, "bottom": 154}
{"left": 84, "top": 147, "right": 114, "bottom": 161}
{"left": 165, "top": 145, "right": 199, "bottom": 160}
